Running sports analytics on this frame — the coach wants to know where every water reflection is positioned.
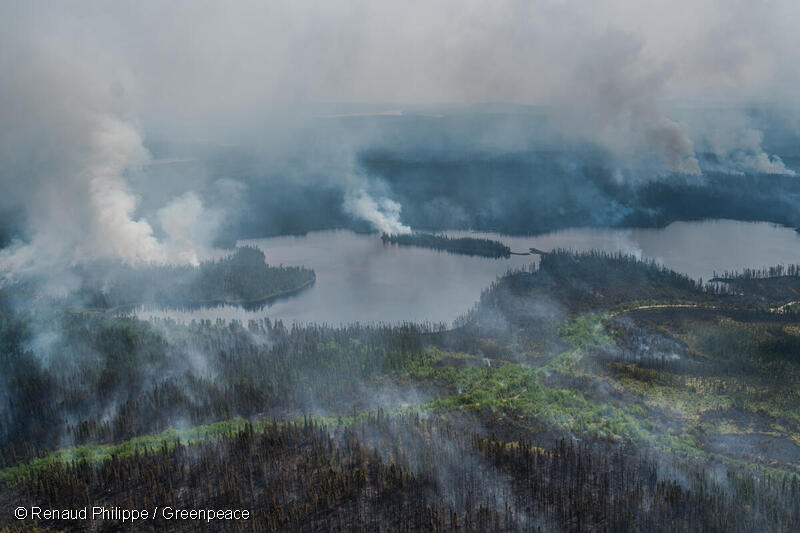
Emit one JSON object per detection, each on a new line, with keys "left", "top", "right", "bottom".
{"left": 133, "top": 220, "right": 800, "bottom": 325}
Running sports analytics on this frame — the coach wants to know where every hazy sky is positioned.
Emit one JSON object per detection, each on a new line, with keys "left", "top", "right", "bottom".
{"left": 4, "top": 0, "right": 799, "bottom": 115}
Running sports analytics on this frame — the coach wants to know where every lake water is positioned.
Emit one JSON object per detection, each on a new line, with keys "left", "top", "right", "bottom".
{"left": 133, "top": 219, "right": 800, "bottom": 325}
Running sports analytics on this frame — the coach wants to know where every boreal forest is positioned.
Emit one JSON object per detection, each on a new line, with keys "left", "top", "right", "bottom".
{"left": 5, "top": 1, "right": 800, "bottom": 532}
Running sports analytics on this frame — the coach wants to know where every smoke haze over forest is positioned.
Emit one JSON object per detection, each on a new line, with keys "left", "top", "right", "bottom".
{"left": 3, "top": 1, "right": 800, "bottom": 274}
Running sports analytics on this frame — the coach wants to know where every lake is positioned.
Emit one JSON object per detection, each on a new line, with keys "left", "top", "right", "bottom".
{"left": 133, "top": 219, "right": 800, "bottom": 325}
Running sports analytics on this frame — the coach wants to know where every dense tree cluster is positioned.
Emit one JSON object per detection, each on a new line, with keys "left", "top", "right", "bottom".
{"left": 381, "top": 232, "right": 511, "bottom": 258}
{"left": 452, "top": 250, "right": 719, "bottom": 350}
{"left": 0, "top": 310, "right": 436, "bottom": 468}
{"left": 360, "top": 146, "right": 800, "bottom": 236}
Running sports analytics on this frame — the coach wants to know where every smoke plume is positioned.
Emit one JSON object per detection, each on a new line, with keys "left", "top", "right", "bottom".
{"left": 0, "top": 19, "right": 220, "bottom": 285}
{"left": 558, "top": 30, "right": 700, "bottom": 175}
{"left": 158, "top": 192, "right": 222, "bottom": 266}
{"left": 80, "top": 115, "right": 167, "bottom": 264}
{"left": 708, "top": 124, "right": 795, "bottom": 176}
{"left": 344, "top": 189, "right": 411, "bottom": 234}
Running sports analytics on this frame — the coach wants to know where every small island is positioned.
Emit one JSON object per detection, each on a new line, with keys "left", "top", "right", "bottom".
{"left": 381, "top": 232, "right": 511, "bottom": 258}
{"left": 78, "top": 246, "right": 316, "bottom": 310}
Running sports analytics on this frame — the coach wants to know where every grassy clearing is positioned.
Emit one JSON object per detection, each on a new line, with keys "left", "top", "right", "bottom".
{"left": 401, "top": 343, "right": 658, "bottom": 446}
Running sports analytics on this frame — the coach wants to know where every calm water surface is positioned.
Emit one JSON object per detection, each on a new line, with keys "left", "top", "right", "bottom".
{"left": 133, "top": 220, "right": 800, "bottom": 325}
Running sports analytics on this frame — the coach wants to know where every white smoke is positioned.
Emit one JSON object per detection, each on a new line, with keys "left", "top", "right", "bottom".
{"left": 158, "top": 191, "right": 222, "bottom": 266}
{"left": 0, "top": 22, "right": 221, "bottom": 286}
{"left": 344, "top": 188, "right": 411, "bottom": 234}
{"left": 79, "top": 114, "right": 168, "bottom": 264}
{"left": 0, "top": 113, "right": 219, "bottom": 285}
{"left": 708, "top": 125, "right": 795, "bottom": 175}
{"left": 0, "top": 116, "right": 165, "bottom": 281}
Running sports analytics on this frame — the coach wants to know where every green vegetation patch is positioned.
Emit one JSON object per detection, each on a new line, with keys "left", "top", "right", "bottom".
{"left": 0, "top": 418, "right": 250, "bottom": 486}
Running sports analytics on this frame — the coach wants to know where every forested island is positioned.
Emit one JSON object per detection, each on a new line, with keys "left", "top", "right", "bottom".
{"left": 3, "top": 249, "right": 800, "bottom": 530}
{"left": 381, "top": 232, "right": 511, "bottom": 258}
{"left": 73, "top": 246, "right": 315, "bottom": 310}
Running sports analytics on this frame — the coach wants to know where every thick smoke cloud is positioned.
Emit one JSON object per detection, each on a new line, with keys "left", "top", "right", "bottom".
{"left": 557, "top": 30, "right": 700, "bottom": 175}
{"left": 80, "top": 115, "right": 166, "bottom": 264}
{"left": 158, "top": 192, "right": 223, "bottom": 265}
{"left": 707, "top": 119, "right": 795, "bottom": 176}
{"left": 0, "top": 7, "right": 221, "bottom": 283}
{"left": 710, "top": 126, "right": 795, "bottom": 176}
